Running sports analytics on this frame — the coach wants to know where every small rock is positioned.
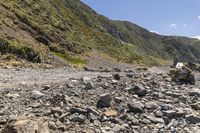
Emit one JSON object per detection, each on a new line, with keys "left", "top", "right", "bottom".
{"left": 70, "top": 113, "right": 86, "bottom": 123}
{"left": 163, "top": 110, "right": 177, "bottom": 118}
{"left": 51, "top": 107, "right": 63, "bottom": 115}
{"left": 30, "top": 102, "right": 41, "bottom": 108}
{"left": 103, "top": 110, "right": 118, "bottom": 117}
{"left": 113, "top": 68, "right": 121, "bottom": 72}
{"left": 57, "top": 125, "right": 66, "bottom": 131}
{"left": 186, "top": 114, "right": 200, "bottom": 124}
{"left": 189, "top": 88, "right": 200, "bottom": 97}
{"left": 97, "top": 93, "right": 112, "bottom": 108}
{"left": 114, "top": 97, "right": 123, "bottom": 103}
{"left": 70, "top": 107, "right": 87, "bottom": 115}
{"left": 48, "top": 121, "right": 57, "bottom": 130}
{"left": 154, "top": 110, "right": 163, "bottom": 117}
{"left": 160, "top": 104, "right": 173, "bottom": 110}
{"left": 88, "top": 113, "right": 98, "bottom": 121}
{"left": 145, "top": 115, "right": 164, "bottom": 124}
{"left": 113, "top": 74, "right": 121, "bottom": 80}
{"left": 84, "top": 82, "right": 95, "bottom": 90}
{"left": 145, "top": 102, "right": 159, "bottom": 110}
{"left": 30, "top": 90, "right": 45, "bottom": 99}
{"left": 85, "top": 107, "right": 99, "bottom": 116}
{"left": 111, "top": 124, "right": 124, "bottom": 132}
{"left": 6, "top": 93, "right": 20, "bottom": 98}
{"left": 43, "top": 85, "right": 51, "bottom": 90}
{"left": 190, "top": 103, "right": 200, "bottom": 110}
{"left": 126, "top": 73, "right": 133, "bottom": 78}
{"left": 128, "top": 102, "right": 144, "bottom": 113}
{"left": 128, "top": 84, "right": 147, "bottom": 97}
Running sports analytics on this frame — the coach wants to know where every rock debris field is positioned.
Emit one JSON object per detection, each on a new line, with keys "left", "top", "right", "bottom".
{"left": 1, "top": 67, "right": 200, "bottom": 133}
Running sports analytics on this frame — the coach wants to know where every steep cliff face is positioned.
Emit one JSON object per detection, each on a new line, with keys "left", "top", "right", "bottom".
{"left": 0, "top": 0, "right": 200, "bottom": 66}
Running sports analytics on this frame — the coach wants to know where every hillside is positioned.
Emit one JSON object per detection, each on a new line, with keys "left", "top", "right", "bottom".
{"left": 0, "top": 0, "right": 200, "bottom": 67}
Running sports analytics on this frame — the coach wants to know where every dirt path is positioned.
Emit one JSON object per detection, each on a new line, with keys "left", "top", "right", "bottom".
{"left": 0, "top": 68, "right": 113, "bottom": 89}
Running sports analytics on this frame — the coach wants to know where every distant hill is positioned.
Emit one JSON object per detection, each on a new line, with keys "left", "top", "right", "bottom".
{"left": 0, "top": 0, "right": 200, "bottom": 66}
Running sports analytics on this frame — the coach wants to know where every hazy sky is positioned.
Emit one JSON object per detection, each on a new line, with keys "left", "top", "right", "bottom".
{"left": 81, "top": 0, "right": 200, "bottom": 38}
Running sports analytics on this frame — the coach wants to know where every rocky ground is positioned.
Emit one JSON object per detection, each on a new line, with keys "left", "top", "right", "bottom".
{"left": 1, "top": 66, "right": 200, "bottom": 133}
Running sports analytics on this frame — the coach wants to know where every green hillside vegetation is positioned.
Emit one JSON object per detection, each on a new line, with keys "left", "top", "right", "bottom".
{"left": 0, "top": 0, "right": 200, "bottom": 66}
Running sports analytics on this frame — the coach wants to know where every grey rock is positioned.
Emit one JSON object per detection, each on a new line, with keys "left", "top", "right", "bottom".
{"left": 97, "top": 93, "right": 112, "bottom": 108}
{"left": 145, "top": 115, "right": 164, "bottom": 124}
{"left": 113, "top": 68, "right": 121, "bottom": 72}
{"left": 145, "top": 102, "right": 159, "bottom": 110}
{"left": 70, "top": 113, "right": 86, "bottom": 123}
{"left": 57, "top": 125, "right": 66, "bottom": 131}
{"left": 48, "top": 121, "right": 57, "bottom": 130}
{"left": 128, "top": 102, "right": 144, "bottom": 113}
{"left": 114, "top": 97, "right": 123, "bottom": 103}
{"left": 30, "top": 90, "right": 45, "bottom": 99}
{"left": 126, "top": 73, "right": 133, "bottom": 78}
{"left": 85, "top": 107, "right": 99, "bottom": 116}
{"left": 113, "top": 74, "right": 121, "bottom": 80}
{"left": 51, "top": 107, "right": 63, "bottom": 115}
{"left": 189, "top": 88, "right": 200, "bottom": 97}
{"left": 190, "top": 103, "right": 200, "bottom": 110}
{"left": 6, "top": 93, "right": 20, "bottom": 98}
{"left": 163, "top": 110, "right": 177, "bottom": 118}
{"left": 70, "top": 107, "right": 87, "bottom": 114}
{"left": 186, "top": 115, "right": 200, "bottom": 124}
{"left": 43, "top": 85, "right": 51, "bottom": 90}
{"left": 160, "top": 104, "right": 173, "bottom": 110}
{"left": 129, "top": 83, "right": 147, "bottom": 97}
{"left": 84, "top": 82, "right": 95, "bottom": 90}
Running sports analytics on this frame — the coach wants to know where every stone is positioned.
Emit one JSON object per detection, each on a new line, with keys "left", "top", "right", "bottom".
{"left": 111, "top": 124, "right": 124, "bottom": 132}
{"left": 88, "top": 113, "right": 98, "bottom": 121}
{"left": 30, "top": 90, "right": 45, "bottom": 99}
{"left": 48, "top": 121, "right": 57, "bottom": 130}
{"left": 113, "top": 74, "right": 121, "bottom": 80}
{"left": 145, "top": 115, "right": 164, "bottom": 124}
{"left": 128, "top": 84, "right": 147, "bottom": 97}
{"left": 51, "top": 107, "right": 63, "bottom": 115}
{"left": 84, "top": 82, "right": 95, "bottom": 90}
{"left": 30, "top": 102, "right": 41, "bottom": 108}
{"left": 114, "top": 97, "right": 123, "bottom": 103}
{"left": 6, "top": 93, "right": 20, "bottom": 98}
{"left": 85, "top": 107, "right": 99, "bottom": 116}
{"left": 58, "top": 113, "right": 69, "bottom": 123}
{"left": 160, "top": 104, "right": 173, "bottom": 110}
{"left": 113, "top": 68, "right": 121, "bottom": 72}
{"left": 3, "top": 117, "right": 50, "bottom": 133}
{"left": 163, "top": 110, "right": 177, "bottom": 118}
{"left": 189, "top": 88, "right": 200, "bottom": 97}
{"left": 70, "top": 113, "right": 86, "bottom": 123}
{"left": 43, "top": 85, "right": 51, "bottom": 90}
{"left": 57, "top": 125, "right": 66, "bottom": 131}
{"left": 190, "top": 103, "right": 200, "bottom": 110}
{"left": 186, "top": 115, "right": 200, "bottom": 124}
{"left": 128, "top": 102, "right": 144, "bottom": 113}
{"left": 145, "top": 102, "right": 159, "bottom": 110}
{"left": 103, "top": 110, "right": 118, "bottom": 117}
{"left": 70, "top": 107, "right": 87, "bottom": 115}
{"left": 97, "top": 93, "right": 112, "bottom": 108}
{"left": 126, "top": 73, "right": 133, "bottom": 78}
